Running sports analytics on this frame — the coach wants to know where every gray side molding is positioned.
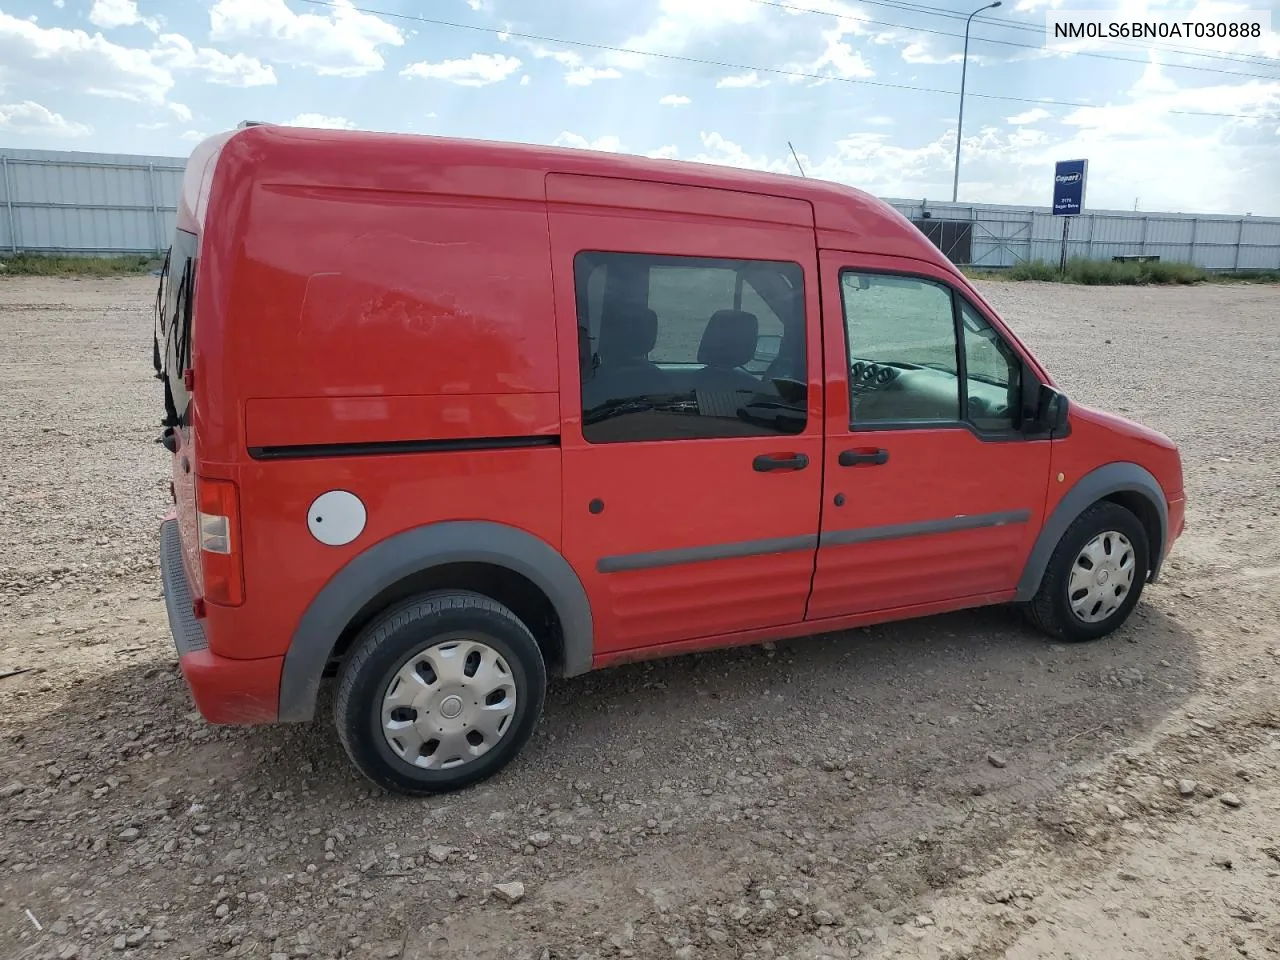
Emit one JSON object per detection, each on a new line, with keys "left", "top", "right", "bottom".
{"left": 1014, "top": 461, "right": 1169, "bottom": 603}
{"left": 278, "top": 521, "right": 594, "bottom": 723}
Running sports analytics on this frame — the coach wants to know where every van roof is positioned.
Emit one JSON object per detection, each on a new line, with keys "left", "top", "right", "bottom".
{"left": 178, "top": 124, "right": 956, "bottom": 276}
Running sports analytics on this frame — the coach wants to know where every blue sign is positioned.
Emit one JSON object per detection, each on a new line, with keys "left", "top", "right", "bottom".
{"left": 1052, "top": 159, "right": 1088, "bottom": 216}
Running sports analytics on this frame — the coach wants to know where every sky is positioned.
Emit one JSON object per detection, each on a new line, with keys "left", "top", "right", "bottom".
{"left": 0, "top": 0, "right": 1278, "bottom": 215}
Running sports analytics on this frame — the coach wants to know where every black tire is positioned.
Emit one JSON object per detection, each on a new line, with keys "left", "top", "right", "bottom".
{"left": 1025, "top": 501, "right": 1150, "bottom": 643}
{"left": 334, "top": 590, "right": 547, "bottom": 796}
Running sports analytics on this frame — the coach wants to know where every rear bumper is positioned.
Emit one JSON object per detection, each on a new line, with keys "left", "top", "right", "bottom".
{"left": 160, "top": 518, "right": 281, "bottom": 725}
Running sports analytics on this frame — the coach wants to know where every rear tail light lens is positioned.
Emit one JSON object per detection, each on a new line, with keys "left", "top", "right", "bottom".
{"left": 199, "top": 512, "right": 231, "bottom": 553}
{"left": 196, "top": 477, "right": 244, "bottom": 607}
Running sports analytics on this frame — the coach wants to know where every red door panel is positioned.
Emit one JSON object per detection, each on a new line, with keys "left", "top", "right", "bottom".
{"left": 810, "top": 250, "right": 1052, "bottom": 619}
{"left": 564, "top": 441, "right": 822, "bottom": 651}
{"left": 549, "top": 177, "right": 825, "bottom": 658}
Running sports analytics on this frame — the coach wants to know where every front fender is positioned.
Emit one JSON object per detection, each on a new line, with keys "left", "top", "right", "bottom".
{"left": 1015, "top": 461, "right": 1169, "bottom": 602}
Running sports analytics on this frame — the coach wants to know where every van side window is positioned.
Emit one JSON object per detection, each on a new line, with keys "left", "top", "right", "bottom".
{"left": 839, "top": 271, "right": 1025, "bottom": 435}
{"left": 161, "top": 227, "right": 199, "bottom": 422}
{"left": 575, "top": 252, "right": 807, "bottom": 444}
{"left": 840, "top": 272, "right": 960, "bottom": 425}
{"left": 959, "top": 300, "right": 1021, "bottom": 432}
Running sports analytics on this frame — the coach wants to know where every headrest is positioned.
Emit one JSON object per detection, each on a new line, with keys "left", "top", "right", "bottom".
{"left": 697, "top": 309, "right": 759, "bottom": 369}
{"left": 598, "top": 306, "right": 658, "bottom": 362}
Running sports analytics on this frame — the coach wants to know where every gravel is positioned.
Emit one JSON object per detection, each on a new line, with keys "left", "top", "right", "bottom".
{"left": 2, "top": 276, "right": 1279, "bottom": 959}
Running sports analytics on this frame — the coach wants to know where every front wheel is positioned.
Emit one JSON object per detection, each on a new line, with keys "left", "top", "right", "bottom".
{"left": 334, "top": 590, "right": 547, "bottom": 796}
{"left": 1026, "top": 501, "right": 1150, "bottom": 643}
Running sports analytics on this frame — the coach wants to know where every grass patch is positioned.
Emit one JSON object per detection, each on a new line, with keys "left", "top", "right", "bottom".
{"left": 968, "top": 259, "right": 1189, "bottom": 285}
{"left": 1024, "top": 258, "right": 1206, "bottom": 284}
{"left": 965, "top": 259, "right": 1280, "bottom": 285}
{"left": 0, "top": 253, "right": 159, "bottom": 277}
{"left": 1207, "top": 268, "right": 1280, "bottom": 283}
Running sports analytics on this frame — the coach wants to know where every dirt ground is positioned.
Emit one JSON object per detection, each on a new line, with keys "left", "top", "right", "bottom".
{"left": 1, "top": 276, "right": 1277, "bottom": 960}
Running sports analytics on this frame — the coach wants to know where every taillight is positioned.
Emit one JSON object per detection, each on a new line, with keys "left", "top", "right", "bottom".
{"left": 196, "top": 477, "right": 244, "bottom": 606}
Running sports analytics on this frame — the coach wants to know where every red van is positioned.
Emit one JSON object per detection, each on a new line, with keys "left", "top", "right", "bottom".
{"left": 155, "top": 124, "right": 1185, "bottom": 795}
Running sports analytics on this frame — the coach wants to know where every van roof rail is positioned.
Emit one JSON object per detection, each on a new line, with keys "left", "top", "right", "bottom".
{"left": 237, "top": 120, "right": 272, "bottom": 129}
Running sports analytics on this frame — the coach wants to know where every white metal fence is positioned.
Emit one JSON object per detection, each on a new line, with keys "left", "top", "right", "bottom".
{"left": 1, "top": 148, "right": 183, "bottom": 256}
{"left": 884, "top": 198, "right": 1280, "bottom": 272}
{"left": 3, "top": 147, "right": 1279, "bottom": 271}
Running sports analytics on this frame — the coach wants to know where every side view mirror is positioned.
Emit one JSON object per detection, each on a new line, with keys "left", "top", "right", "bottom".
{"left": 1019, "top": 360, "right": 1069, "bottom": 434}
{"left": 753, "top": 334, "right": 782, "bottom": 364}
{"left": 1033, "top": 384, "right": 1070, "bottom": 434}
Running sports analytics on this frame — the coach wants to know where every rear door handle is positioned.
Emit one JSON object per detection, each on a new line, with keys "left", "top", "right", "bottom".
{"left": 753, "top": 452, "right": 810, "bottom": 472}
{"left": 839, "top": 448, "right": 889, "bottom": 467}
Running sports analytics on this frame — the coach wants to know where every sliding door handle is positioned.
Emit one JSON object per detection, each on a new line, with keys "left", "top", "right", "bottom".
{"left": 753, "top": 452, "right": 810, "bottom": 472}
{"left": 839, "top": 448, "right": 889, "bottom": 467}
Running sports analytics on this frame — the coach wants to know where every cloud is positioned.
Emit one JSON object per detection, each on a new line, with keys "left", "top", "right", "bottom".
{"left": 531, "top": 46, "right": 580, "bottom": 68}
{"left": 1059, "top": 65, "right": 1280, "bottom": 141}
{"left": 659, "top": 94, "right": 691, "bottom": 106}
{"left": 865, "top": 115, "right": 894, "bottom": 126}
{"left": 179, "top": 129, "right": 207, "bottom": 142}
{"left": 89, "top": 0, "right": 158, "bottom": 31}
{"left": 1007, "top": 108, "right": 1051, "bottom": 125}
{"left": 525, "top": 45, "right": 620, "bottom": 86}
{"left": 687, "top": 131, "right": 791, "bottom": 173}
{"left": 208, "top": 0, "right": 404, "bottom": 77}
{"left": 152, "top": 33, "right": 276, "bottom": 86}
{"left": 1131, "top": 57, "right": 1178, "bottom": 96}
{"left": 0, "top": 10, "right": 171, "bottom": 103}
{"left": 792, "top": 19, "right": 874, "bottom": 81}
{"left": 565, "top": 66, "right": 622, "bottom": 85}
{"left": 285, "top": 112, "right": 356, "bottom": 129}
{"left": 167, "top": 101, "right": 192, "bottom": 122}
{"left": 0, "top": 9, "right": 273, "bottom": 121}
{"left": 777, "top": 0, "right": 864, "bottom": 15}
{"left": 717, "top": 71, "right": 768, "bottom": 89}
{"left": 647, "top": 144, "right": 680, "bottom": 159}
{"left": 553, "top": 132, "right": 624, "bottom": 152}
{"left": 899, "top": 40, "right": 962, "bottom": 65}
{"left": 610, "top": 0, "right": 765, "bottom": 71}
{"left": 0, "top": 99, "right": 90, "bottom": 136}
{"left": 401, "top": 52, "right": 521, "bottom": 86}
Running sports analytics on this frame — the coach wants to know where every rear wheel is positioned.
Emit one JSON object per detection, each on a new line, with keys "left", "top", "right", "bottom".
{"left": 1026, "top": 501, "right": 1150, "bottom": 643}
{"left": 334, "top": 590, "right": 547, "bottom": 796}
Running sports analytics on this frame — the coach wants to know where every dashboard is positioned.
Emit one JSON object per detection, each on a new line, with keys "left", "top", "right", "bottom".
{"left": 848, "top": 357, "right": 1013, "bottom": 423}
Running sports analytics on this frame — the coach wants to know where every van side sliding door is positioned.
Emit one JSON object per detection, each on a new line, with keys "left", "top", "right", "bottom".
{"left": 548, "top": 174, "right": 825, "bottom": 660}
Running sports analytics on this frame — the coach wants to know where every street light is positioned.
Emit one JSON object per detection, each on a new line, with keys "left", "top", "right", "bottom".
{"left": 951, "top": 0, "right": 1001, "bottom": 203}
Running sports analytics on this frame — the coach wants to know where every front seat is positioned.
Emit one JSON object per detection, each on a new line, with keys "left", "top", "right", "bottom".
{"left": 581, "top": 306, "right": 671, "bottom": 411}
{"left": 693, "top": 309, "right": 763, "bottom": 395}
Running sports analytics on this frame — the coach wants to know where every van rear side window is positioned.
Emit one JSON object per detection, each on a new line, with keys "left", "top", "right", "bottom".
{"left": 574, "top": 252, "right": 807, "bottom": 444}
{"left": 159, "top": 228, "right": 198, "bottom": 422}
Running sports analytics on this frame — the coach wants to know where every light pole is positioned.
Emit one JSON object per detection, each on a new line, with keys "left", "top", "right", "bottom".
{"left": 951, "top": 0, "right": 1001, "bottom": 203}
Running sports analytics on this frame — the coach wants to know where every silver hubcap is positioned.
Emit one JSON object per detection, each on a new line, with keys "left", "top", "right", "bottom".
{"left": 380, "top": 639, "right": 518, "bottom": 770}
{"left": 1068, "top": 530, "right": 1136, "bottom": 623}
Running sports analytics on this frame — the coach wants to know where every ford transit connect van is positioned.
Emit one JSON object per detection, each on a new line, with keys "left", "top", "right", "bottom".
{"left": 155, "top": 124, "right": 1185, "bottom": 795}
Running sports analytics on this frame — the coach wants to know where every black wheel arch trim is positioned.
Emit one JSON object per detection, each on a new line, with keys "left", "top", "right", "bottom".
{"left": 1015, "top": 461, "right": 1169, "bottom": 603}
{"left": 278, "top": 520, "right": 594, "bottom": 723}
